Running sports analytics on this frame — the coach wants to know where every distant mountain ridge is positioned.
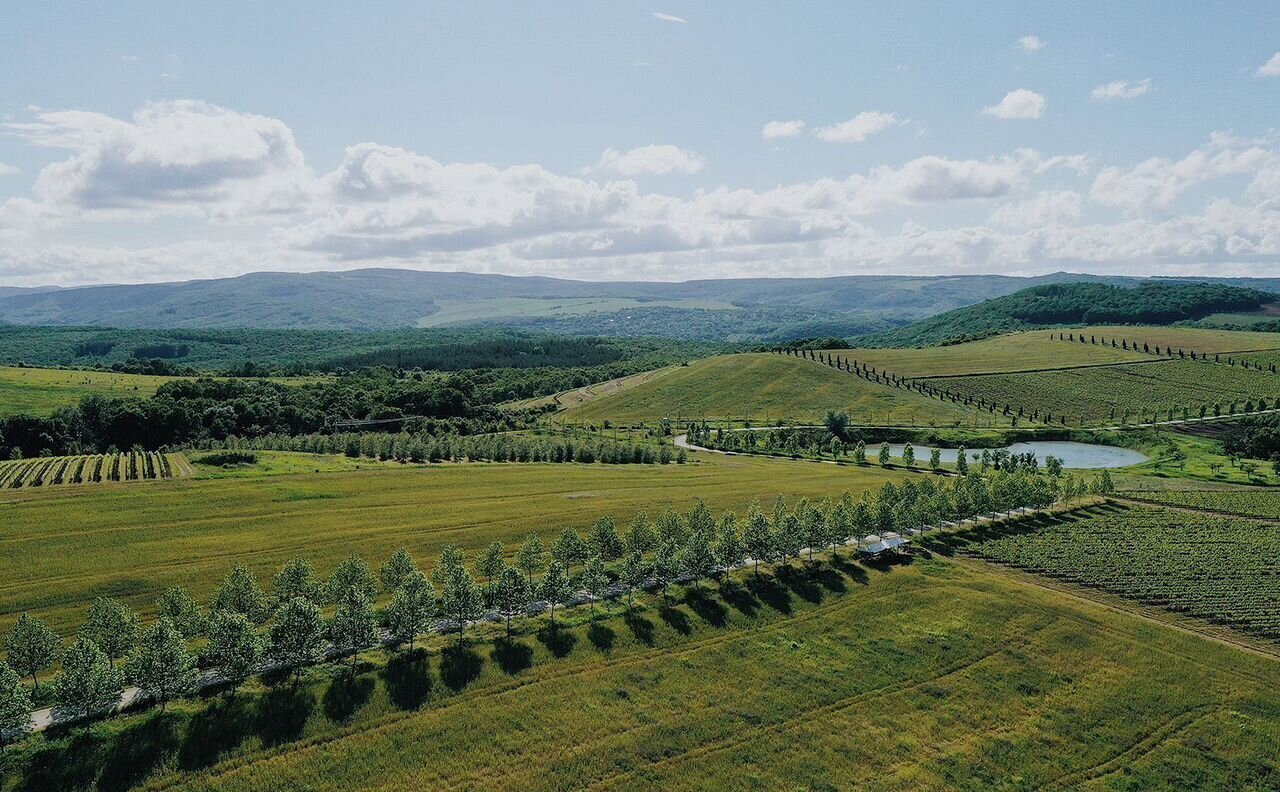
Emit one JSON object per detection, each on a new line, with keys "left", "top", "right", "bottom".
{"left": 2, "top": 268, "right": 1280, "bottom": 339}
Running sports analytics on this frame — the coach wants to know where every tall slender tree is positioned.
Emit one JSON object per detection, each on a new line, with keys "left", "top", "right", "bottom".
{"left": 328, "top": 554, "right": 378, "bottom": 603}
{"left": 551, "top": 527, "right": 588, "bottom": 576}
{"left": 495, "top": 565, "right": 530, "bottom": 636}
{"left": 621, "top": 551, "right": 647, "bottom": 611}
{"left": 329, "top": 589, "right": 378, "bottom": 673}
{"left": 273, "top": 558, "right": 323, "bottom": 607}
{"left": 743, "top": 504, "right": 773, "bottom": 576}
{"left": 385, "top": 571, "right": 435, "bottom": 651}
{"left": 539, "top": 561, "right": 572, "bottom": 629}
{"left": 476, "top": 540, "right": 505, "bottom": 604}
{"left": 581, "top": 555, "right": 609, "bottom": 618}
{"left": 516, "top": 533, "right": 546, "bottom": 589}
{"left": 156, "top": 587, "right": 206, "bottom": 639}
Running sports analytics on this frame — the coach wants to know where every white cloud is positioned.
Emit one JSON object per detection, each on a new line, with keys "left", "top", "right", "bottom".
{"left": 1090, "top": 132, "right": 1274, "bottom": 212}
{"left": 1018, "top": 35, "right": 1046, "bottom": 52}
{"left": 1090, "top": 78, "right": 1153, "bottom": 102}
{"left": 0, "top": 163, "right": 18, "bottom": 176}
{"left": 813, "top": 111, "right": 899, "bottom": 143}
{"left": 592, "top": 144, "right": 705, "bottom": 176}
{"left": 983, "top": 90, "right": 1046, "bottom": 120}
{"left": 1256, "top": 52, "right": 1280, "bottom": 77}
{"left": 762, "top": 120, "right": 805, "bottom": 140}
{"left": 650, "top": 12, "right": 687, "bottom": 24}
{"left": 989, "top": 191, "right": 1083, "bottom": 227}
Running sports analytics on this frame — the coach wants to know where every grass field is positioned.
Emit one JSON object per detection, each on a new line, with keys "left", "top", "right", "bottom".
{"left": 557, "top": 353, "right": 993, "bottom": 426}
{"left": 825, "top": 332, "right": 1149, "bottom": 378}
{"left": 922, "top": 359, "right": 1280, "bottom": 425}
{"left": 416, "top": 297, "right": 738, "bottom": 327}
{"left": 0, "top": 367, "right": 182, "bottom": 417}
{"left": 963, "top": 502, "right": 1280, "bottom": 639}
{"left": 1075, "top": 325, "right": 1280, "bottom": 354}
{"left": 0, "top": 450, "right": 914, "bottom": 635}
{"left": 6, "top": 549, "right": 1280, "bottom": 790}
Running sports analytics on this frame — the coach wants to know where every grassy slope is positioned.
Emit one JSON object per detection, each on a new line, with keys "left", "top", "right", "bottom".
{"left": 416, "top": 297, "right": 738, "bottom": 327}
{"left": 825, "top": 332, "right": 1149, "bottom": 378}
{"left": 0, "top": 452, "right": 914, "bottom": 635}
{"left": 10, "top": 554, "right": 1278, "bottom": 790}
{"left": 559, "top": 353, "right": 985, "bottom": 426}
{"left": 0, "top": 367, "right": 181, "bottom": 417}
{"left": 1078, "top": 325, "right": 1280, "bottom": 353}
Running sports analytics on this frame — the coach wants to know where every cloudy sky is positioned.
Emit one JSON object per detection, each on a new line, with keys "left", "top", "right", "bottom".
{"left": 2, "top": 1, "right": 1279, "bottom": 286}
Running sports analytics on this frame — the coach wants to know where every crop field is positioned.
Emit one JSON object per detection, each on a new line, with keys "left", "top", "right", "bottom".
{"left": 0, "top": 451, "right": 185, "bottom": 489}
{"left": 921, "top": 359, "right": 1280, "bottom": 425}
{"left": 558, "top": 353, "right": 990, "bottom": 426}
{"left": 0, "top": 366, "right": 182, "bottom": 417}
{"left": 824, "top": 331, "right": 1149, "bottom": 378}
{"left": 967, "top": 503, "right": 1280, "bottom": 640}
{"left": 1121, "top": 489, "right": 1280, "bottom": 521}
{"left": 0, "top": 450, "right": 914, "bottom": 635}
{"left": 6, "top": 555, "right": 1280, "bottom": 790}
{"left": 1076, "top": 324, "right": 1280, "bottom": 354}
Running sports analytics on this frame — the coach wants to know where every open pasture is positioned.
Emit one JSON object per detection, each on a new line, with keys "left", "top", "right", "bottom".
{"left": 966, "top": 502, "right": 1280, "bottom": 640}
{"left": 1075, "top": 324, "right": 1280, "bottom": 354}
{"left": 0, "top": 450, "right": 912, "bottom": 635}
{"left": 0, "top": 366, "right": 182, "bottom": 417}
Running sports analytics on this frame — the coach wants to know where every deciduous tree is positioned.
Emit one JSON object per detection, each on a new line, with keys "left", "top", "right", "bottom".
{"left": 4, "top": 614, "right": 61, "bottom": 691}
{"left": 269, "top": 597, "right": 327, "bottom": 683}
{"left": 539, "top": 561, "right": 572, "bottom": 628}
{"left": 0, "top": 663, "right": 32, "bottom": 746}
{"left": 516, "top": 533, "right": 546, "bottom": 589}
{"left": 385, "top": 571, "right": 435, "bottom": 650}
{"left": 496, "top": 565, "right": 530, "bottom": 636}
{"left": 329, "top": 589, "right": 378, "bottom": 673}
{"left": 126, "top": 618, "right": 196, "bottom": 710}
{"left": 380, "top": 547, "right": 419, "bottom": 592}
{"left": 213, "top": 565, "right": 269, "bottom": 624}
{"left": 581, "top": 555, "right": 608, "bottom": 618}
{"left": 156, "top": 587, "right": 206, "bottom": 639}
{"left": 203, "top": 611, "right": 265, "bottom": 696}
{"left": 55, "top": 637, "right": 122, "bottom": 718}
{"left": 82, "top": 597, "right": 140, "bottom": 670}
{"left": 328, "top": 554, "right": 378, "bottom": 604}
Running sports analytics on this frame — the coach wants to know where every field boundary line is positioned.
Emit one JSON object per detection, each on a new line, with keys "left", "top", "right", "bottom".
{"left": 1044, "top": 704, "right": 1218, "bottom": 790}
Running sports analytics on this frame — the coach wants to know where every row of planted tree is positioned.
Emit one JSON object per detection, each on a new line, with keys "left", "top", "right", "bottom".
{"left": 0, "top": 467, "right": 1114, "bottom": 741}
{"left": 1050, "top": 331, "right": 1280, "bottom": 373}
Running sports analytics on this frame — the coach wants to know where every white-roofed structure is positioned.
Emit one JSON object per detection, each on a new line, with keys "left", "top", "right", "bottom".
{"left": 881, "top": 531, "right": 908, "bottom": 551}
{"left": 859, "top": 534, "right": 887, "bottom": 554}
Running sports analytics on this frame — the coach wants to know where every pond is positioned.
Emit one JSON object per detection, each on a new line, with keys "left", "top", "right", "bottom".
{"left": 880, "top": 440, "right": 1146, "bottom": 469}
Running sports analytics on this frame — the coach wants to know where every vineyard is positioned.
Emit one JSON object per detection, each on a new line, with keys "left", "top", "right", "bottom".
{"left": 0, "top": 451, "right": 185, "bottom": 489}
{"left": 968, "top": 503, "right": 1280, "bottom": 640}
{"left": 920, "top": 359, "right": 1280, "bottom": 425}
{"left": 1121, "top": 490, "right": 1280, "bottom": 521}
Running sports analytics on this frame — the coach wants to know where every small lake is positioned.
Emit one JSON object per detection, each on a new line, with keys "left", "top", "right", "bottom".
{"left": 880, "top": 441, "right": 1147, "bottom": 469}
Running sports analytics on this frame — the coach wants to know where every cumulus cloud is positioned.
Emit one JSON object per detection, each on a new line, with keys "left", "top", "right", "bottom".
{"left": 5, "top": 100, "right": 311, "bottom": 220}
{"left": 592, "top": 144, "right": 705, "bottom": 176}
{"left": 762, "top": 120, "right": 805, "bottom": 140}
{"left": 1090, "top": 132, "right": 1274, "bottom": 212}
{"left": 989, "top": 191, "right": 1083, "bottom": 227}
{"left": 1256, "top": 52, "right": 1280, "bottom": 77}
{"left": 1090, "top": 78, "right": 1153, "bottom": 102}
{"left": 650, "top": 11, "right": 687, "bottom": 24}
{"left": 983, "top": 90, "right": 1046, "bottom": 120}
{"left": 1018, "top": 35, "right": 1046, "bottom": 51}
{"left": 813, "top": 111, "right": 899, "bottom": 143}
{"left": 0, "top": 163, "right": 18, "bottom": 176}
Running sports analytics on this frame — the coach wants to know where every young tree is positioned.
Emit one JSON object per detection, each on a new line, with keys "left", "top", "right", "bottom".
{"left": 438, "top": 560, "right": 485, "bottom": 640}
{"left": 800, "top": 500, "right": 825, "bottom": 564}
{"left": 955, "top": 445, "right": 969, "bottom": 475}
{"left": 55, "top": 637, "right": 123, "bottom": 718}
{"left": 82, "top": 597, "right": 140, "bottom": 670}
{"left": 203, "top": 611, "right": 265, "bottom": 697}
{"left": 212, "top": 564, "right": 269, "bottom": 624}
{"left": 853, "top": 440, "right": 867, "bottom": 465}
{"left": 0, "top": 663, "right": 32, "bottom": 746}
{"left": 714, "top": 512, "right": 744, "bottom": 572}
{"left": 272, "top": 557, "right": 323, "bottom": 607}
{"left": 328, "top": 554, "right": 379, "bottom": 604}
{"left": 589, "top": 516, "right": 624, "bottom": 560}
{"left": 476, "top": 540, "right": 505, "bottom": 604}
{"left": 4, "top": 613, "right": 61, "bottom": 691}
{"left": 774, "top": 509, "right": 803, "bottom": 562}
{"left": 620, "top": 551, "right": 647, "bottom": 611}
{"left": 680, "top": 525, "right": 717, "bottom": 589}
{"left": 929, "top": 448, "right": 942, "bottom": 473}
{"left": 156, "top": 587, "right": 206, "bottom": 639}
{"left": 902, "top": 442, "right": 915, "bottom": 468}
{"left": 516, "top": 533, "right": 546, "bottom": 589}
{"left": 581, "top": 555, "right": 609, "bottom": 618}
{"left": 651, "top": 539, "right": 681, "bottom": 603}
{"left": 624, "top": 513, "right": 656, "bottom": 556}
{"left": 495, "top": 565, "right": 530, "bottom": 636}
{"left": 126, "top": 618, "right": 197, "bottom": 711}
{"left": 379, "top": 547, "right": 419, "bottom": 592}
{"left": 743, "top": 504, "right": 773, "bottom": 576}
{"left": 539, "top": 561, "right": 572, "bottom": 628}
{"left": 1044, "top": 455, "right": 1064, "bottom": 477}
{"left": 329, "top": 589, "right": 378, "bottom": 673}
{"left": 879, "top": 442, "right": 892, "bottom": 467}
{"left": 824, "top": 410, "right": 850, "bottom": 441}
{"left": 551, "top": 527, "right": 588, "bottom": 576}
{"left": 269, "top": 597, "right": 327, "bottom": 683}
{"left": 385, "top": 571, "right": 435, "bottom": 650}
{"left": 655, "top": 509, "right": 687, "bottom": 545}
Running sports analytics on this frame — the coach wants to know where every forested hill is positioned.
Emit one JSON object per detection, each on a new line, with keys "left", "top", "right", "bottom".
{"left": 862, "top": 282, "right": 1280, "bottom": 347}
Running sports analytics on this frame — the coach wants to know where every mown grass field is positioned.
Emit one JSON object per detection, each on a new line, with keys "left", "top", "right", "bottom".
{"left": 922, "top": 359, "right": 1279, "bottom": 425}
{"left": 0, "top": 451, "right": 913, "bottom": 636}
{"left": 558, "top": 353, "right": 989, "bottom": 426}
{"left": 0, "top": 367, "right": 182, "bottom": 417}
{"left": 1075, "top": 324, "right": 1280, "bottom": 354}
{"left": 6, "top": 551, "right": 1280, "bottom": 791}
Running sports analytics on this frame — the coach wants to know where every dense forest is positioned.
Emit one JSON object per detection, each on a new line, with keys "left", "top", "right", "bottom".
{"left": 864, "top": 282, "right": 1279, "bottom": 347}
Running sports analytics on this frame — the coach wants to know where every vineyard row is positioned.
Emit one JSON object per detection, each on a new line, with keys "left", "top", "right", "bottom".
{"left": 0, "top": 452, "right": 178, "bottom": 489}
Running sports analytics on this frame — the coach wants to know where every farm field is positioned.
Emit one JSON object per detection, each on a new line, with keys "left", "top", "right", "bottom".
{"left": 7, "top": 553, "right": 1280, "bottom": 790}
{"left": 1075, "top": 324, "right": 1280, "bottom": 354}
{"left": 1121, "top": 489, "right": 1280, "bottom": 520}
{"left": 0, "top": 452, "right": 184, "bottom": 489}
{"left": 0, "top": 450, "right": 914, "bottom": 635}
{"left": 558, "top": 353, "right": 992, "bottom": 426}
{"left": 0, "top": 366, "right": 182, "bottom": 417}
{"left": 416, "top": 296, "right": 738, "bottom": 327}
{"left": 921, "top": 358, "right": 1280, "bottom": 425}
{"left": 965, "top": 502, "right": 1280, "bottom": 640}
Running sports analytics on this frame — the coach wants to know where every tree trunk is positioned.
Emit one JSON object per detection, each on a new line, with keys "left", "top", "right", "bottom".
{"left": 31, "top": 671, "right": 39, "bottom": 691}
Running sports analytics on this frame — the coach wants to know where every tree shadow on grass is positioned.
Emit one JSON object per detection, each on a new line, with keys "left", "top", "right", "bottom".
{"left": 384, "top": 649, "right": 433, "bottom": 710}
{"left": 536, "top": 625, "right": 578, "bottom": 658}
{"left": 12, "top": 732, "right": 100, "bottom": 792}
{"left": 776, "top": 565, "right": 823, "bottom": 604}
{"left": 587, "top": 621, "right": 616, "bottom": 652}
{"left": 256, "top": 684, "right": 315, "bottom": 747}
{"left": 624, "top": 612, "right": 655, "bottom": 646}
{"left": 492, "top": 637, "right": 534, "bottom": 674}
{"left": 440, "top": 642, "right": 484, "bottom": 692}
{"left": 658, "top": 605, "right": 692, "bottom": 636}
{"left": 746, "top": 573, "right": 792, "bottom": 615}
{"left": 829, "top": 555, "right": 870, "bottom": 585}
{"left": 177, "top": 694, "right": 252, "bottom": 770}
{"left": 322, "top": 674, "right": 374, "bottom": 724}
{"left": 96, "top": 712, "right": 182, "bottom": 792}
{"left": 684, "top": 588, "right": 728, "bottom": 627}
{"left": 718, "top": 579, "right": 760, "bottom": 617}
{"left": 812, "top": 563, "right": 849, "bottom": 594}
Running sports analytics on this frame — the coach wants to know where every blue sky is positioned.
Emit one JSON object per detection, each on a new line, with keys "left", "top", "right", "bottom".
{"left": 1, "top": 1, "right": 1279, "bottom": 285}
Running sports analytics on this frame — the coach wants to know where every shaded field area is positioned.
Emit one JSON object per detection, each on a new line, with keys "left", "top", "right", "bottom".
{"left": 960, "top": 502, "right": 1280, "bottom": 640}
{"left": 6, "top": 556, "right": 1279, "bottom": 791}
{"left": 0, "top": 452, "right": 912, "bottom": 635}
{"left": 560, "top": 353, "right": 983, "bottom": 426}
{"left": 921, "top": 359, "right": 1280, "bottom": 424}
{"left": 1122, "top": 489, "right": 1280, "bottom": 521}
